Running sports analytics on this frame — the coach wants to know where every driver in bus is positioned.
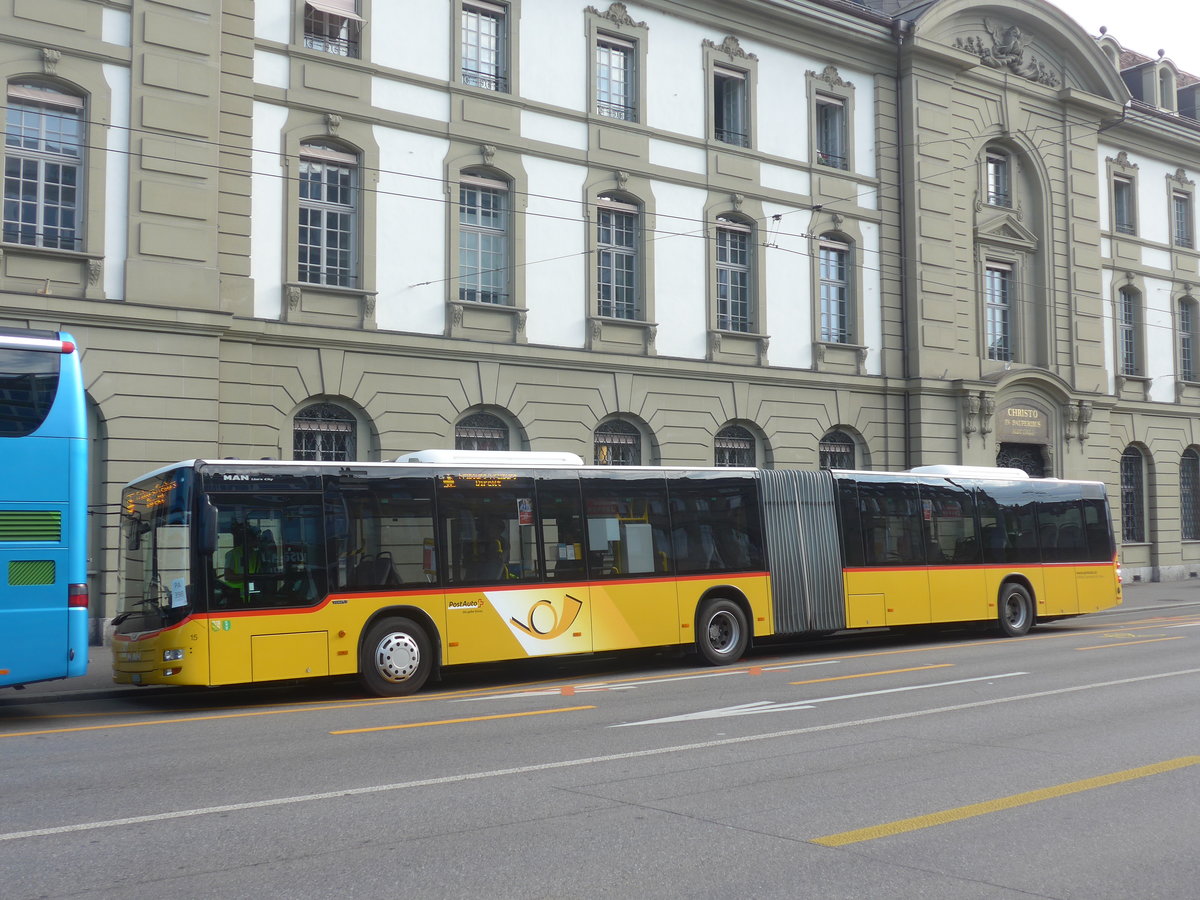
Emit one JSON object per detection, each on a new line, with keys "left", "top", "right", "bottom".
{"left": 223, "top": 521, "right": 263, "bottom": 590}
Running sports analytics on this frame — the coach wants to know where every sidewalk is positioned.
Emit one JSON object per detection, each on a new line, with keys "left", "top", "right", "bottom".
{"left": 6, "top": 579, "right": 1200, "bottom": 702}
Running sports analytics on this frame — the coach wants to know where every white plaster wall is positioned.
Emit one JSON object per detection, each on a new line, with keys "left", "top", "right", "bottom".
{"left": 373, "top": 77, "right": 449, "bottom": 122}
{"left": 860, "top": 221, "right": 882, "bottom": 374}
{"left": 650, "top": 183, "right": 708, "bottom": 360}
{"left": 756, "top": 50, "right": 806, "bottom": 161}
{"left": 522, "top": 158, "right": 587, "bottom": 348}
{"left": 648, "top": 139, "right": 706, "bottom": 175}
{"left": 372, "top": 128, "right": 450, "bottom": 334}
{"left": 251, "top": 102, "right": 289, "bottom": 320}
{"left": 762, "top": 202, "right": 811, "bottom": 370}
{"left": 641, "top": 10, "right": 708, "bottom": 142}
{"left": 1146, "top": 275, "right": 1177, "bottom": 403}
{"left": 254, "top": 0, "right": 290, "bottom": 43}
{"left": 101, "top": 7, "right": 130, "bottom": 46}
{"left": 521, "top": 111, "right": 588, "bottom": 151}
{"left": 760, "top": 162, "right": 810, "bottom": 198}
{"left": 851, "top": 72, "right": 876, "bottom": 178}
{"left": 521, "top": 0, "right": 585, "bottom": 111}
{"left": 375, "top": 2, "right": 448, "bottom": 79}
{"left": 1097, "top": 143, "right": 1173, "bottom": 248}
{"left": 102, "top": 64, "right": 130, "bottom": 302}
{"left": 255, "top": 50, "right": 290, "bottom": 90}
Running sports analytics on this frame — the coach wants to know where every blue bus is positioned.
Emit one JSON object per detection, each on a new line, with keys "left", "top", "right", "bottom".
{"left": 0, "top": 327, "right": 89, "bottom": 688}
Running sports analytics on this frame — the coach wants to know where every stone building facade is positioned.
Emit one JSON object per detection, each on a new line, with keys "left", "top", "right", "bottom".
{"left": 1, "top": 0, "right": 1198, "bottom": 634}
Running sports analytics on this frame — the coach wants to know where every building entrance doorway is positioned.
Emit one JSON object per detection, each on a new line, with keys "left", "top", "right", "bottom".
{"left": 997, "top": 442, "right": 1046, "bottom": 477}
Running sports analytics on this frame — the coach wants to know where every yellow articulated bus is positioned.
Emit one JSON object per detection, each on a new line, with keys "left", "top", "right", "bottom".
{"left": 112, "top": 453, "right": 1121, "bottom": 696}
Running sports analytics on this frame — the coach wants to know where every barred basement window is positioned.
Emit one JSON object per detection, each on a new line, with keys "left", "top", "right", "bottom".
{"left": 715, "top": 425, "right": 755, "bottom": 467}
{"left": 819, "top": 430, "right": 855, "bottom": 469}
{"left": 594, "top": 419, "right": 641, "bottom": 466}
{"left": 1120, "top": 446, "right": 1145, "bottom": 543}
{"left": 455, "top": 412, "right": 509, "bottom": 451}
{"left": 294, "top": 403, "right": 357, "bottom": 461}
{"left": 1182, "top": 449, "right": 1200, "bottom": 541}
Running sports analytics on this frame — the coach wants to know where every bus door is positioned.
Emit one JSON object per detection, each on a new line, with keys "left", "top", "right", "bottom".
{"left": 437, "top": 475, "right": 591, "bottom": 665}
{"left": 921, "top": 483, "right": 988, "bottom": 624}
{"left": 580, "top": 476, "right": 676, "bottom": 652}
{"left": 205, "top": 493, "right": 329, "bottom": 684}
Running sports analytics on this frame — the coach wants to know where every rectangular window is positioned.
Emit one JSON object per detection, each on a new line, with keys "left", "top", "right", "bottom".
{"left": 303, "top": 0, "right": 362, "bottom": 58}
{"left": 985, "top": 263, "right": 1012, "bottom": 361}
{"left": 211, "top": 496, "right": 327, "bottom": 609}
{"left": 856, "top": 479, "right": 924, "bottom": 566}
{"left": 437, "top": 478, "right": 540, "bottom": 585}
{"left": 1113, "top": 176, "right": 1136, "bottom": 235}
{"left": 816, "top": 97, "right": 847, "bottom": 169}
{"left": 986, "top": 152, "right": 1010, "bottom": 206}
{"left": 462, "top": 1, "right": 507, "bottom": 92}
{"left": 331, "top": 480, "right": 436, "bottom": 590}
{"left": 596, "top": 200, "right": 638, "bottom": 319}
{"left": 713, "top": 67, "right": 748, "bottom": 147}
{"left": 3, "top": 86, "right": 83, "bottom": 250}
{"left": 1182, "top": 451, "right": 1200, "bottom": 541}
{"left": 1173, "top": 191, "right": 1194, "bottom": 248}
{"left": 459, "top": 177, "right": 508, "bottom": 304}
{"left": 1120, "top": 449, "right": 1145, "bottom": 543}
{"left": 716, "top": 222, "right": 752, "bottom": 332}
{"left": 1181, "top": 302, "right": 1196, "bottom": 381}
{"left": 667, "top": 479, "right": 764, "bottom": 574}
{"left": 1118, "top": 287, "right": 1140, "bottom": 377}
{"left": 298, "top": 145, "right": 357, "bottom": 287}
{"left": 595, "top": 36, "right": 636, "bottom": 121}
{"left": 580, "top": 478, "right": 672, "bottom": 578}
{"left": 819, "top": 240, "right": 850, "bottom": 343}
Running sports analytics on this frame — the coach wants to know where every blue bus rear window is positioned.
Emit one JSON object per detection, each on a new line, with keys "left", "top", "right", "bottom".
{"left": 0, "top": 347, "right": 61, "bottom": 437}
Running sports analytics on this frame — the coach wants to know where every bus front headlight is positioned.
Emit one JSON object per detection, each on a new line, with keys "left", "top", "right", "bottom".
{"left": 163, "top": 649, "right": 184, "bottom": 661}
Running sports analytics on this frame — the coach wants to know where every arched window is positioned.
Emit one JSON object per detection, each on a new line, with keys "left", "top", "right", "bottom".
{"left": 715, "top": 215, "right": 754, "bottom": 332}
{"left": 459, "top": 171, "right": 510, "bottom": 304}
{"left": 1182, "top": 449, "right": 1200, "bottom": 541}
{"left": 819, "top": 430, "right": 855, "bottom": 469}
{"left": 298, "top": 141, "right": 358, "bottom": 287}
{"left": 1159, "top": 68, "right": 1176, "bottom": 111}
{"left": 455, "top": 412, "right": 509, "bottom": 451}
{"left": 1120, "top": 446, "right": 1146, "bottom": 543}
{"left": 985, "top": 148, "right": 1011, "bottom": 207}
{"left": 294, "top": 402, "right": 357, "bottom": 461}
{"left": 818, "top": 235, "right": 852, "bottom": 343}
{"left": 594, "top": 419, "right": 641, "bottom": 466}
{"left": 596, "top": 193, "right": 640, "bottom": 320}
{"left": 715, "top": 425, "right": 755, "bottom": 467}
{"left": 4, "top": 82, "right": 84, "bottom": 249}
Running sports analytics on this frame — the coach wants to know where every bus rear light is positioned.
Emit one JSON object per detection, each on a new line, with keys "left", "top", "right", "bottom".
{"left": 59, "top": 340, "right": 76, "bottom": 354}
{"left": 68, "top": 584, "right": 88, "bottom": 608}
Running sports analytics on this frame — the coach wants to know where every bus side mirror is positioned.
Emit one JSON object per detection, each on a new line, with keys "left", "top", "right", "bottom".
{"left": 200, "top": 499, "right": 218, "bottom": 555}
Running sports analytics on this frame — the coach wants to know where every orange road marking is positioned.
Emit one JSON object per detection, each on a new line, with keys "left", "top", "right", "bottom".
{"left": 330, "top": 705, "right": 596, "bottom": 734}
{"left": 1076, "top": 636, "right": 1185, "bottom": 651}
{"left": 790, "top": 664, "right": 952, "bottom": 686}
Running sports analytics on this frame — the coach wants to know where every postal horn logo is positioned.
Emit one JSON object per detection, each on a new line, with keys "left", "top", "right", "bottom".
{"left": 511, "top": 593, "right": 583, "bottom": 640}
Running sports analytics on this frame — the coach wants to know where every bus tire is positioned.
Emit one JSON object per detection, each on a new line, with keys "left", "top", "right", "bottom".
{"left": 997, "top": 583, "right": 1033, "bottom": 637}
{"left": 359, "top": 617, "right": 432, "bottom": 696}
{"left": 696, "top": 598, "right": 749, "bottom": 665}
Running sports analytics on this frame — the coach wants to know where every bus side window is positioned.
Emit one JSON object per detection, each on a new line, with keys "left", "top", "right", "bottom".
{"left": 581, "top": 477, "right": 673, "bottom": 578}
{"left": 537, "top": 479, "right": 586, "bottom": 580}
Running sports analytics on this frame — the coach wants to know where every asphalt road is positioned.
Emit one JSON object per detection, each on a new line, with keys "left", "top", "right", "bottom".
{"left": 2, "top": 582, "right": 1199, "bottom": 899}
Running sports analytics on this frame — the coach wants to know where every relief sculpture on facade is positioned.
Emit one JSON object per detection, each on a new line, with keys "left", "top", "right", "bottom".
{"left": 955, "top": 19, "right": 1060, "bottom": 87}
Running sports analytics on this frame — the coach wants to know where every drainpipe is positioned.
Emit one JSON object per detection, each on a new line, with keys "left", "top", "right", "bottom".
{"left": 892, "top": 17, "right": 913, "bottom": 469}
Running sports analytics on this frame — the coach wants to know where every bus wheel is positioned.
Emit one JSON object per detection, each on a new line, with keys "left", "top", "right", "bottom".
{"left": 997, "top": 584, "right": 1033, "bottom": 637}
{"left": 696, "top": 599, "right": 749, "bottom": 665}
{"left": 360, "top": 617, "right": 432, "bottom": 696}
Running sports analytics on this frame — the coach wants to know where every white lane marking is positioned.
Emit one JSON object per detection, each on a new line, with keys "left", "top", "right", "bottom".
{"left": 1167, "top": 622, "right": 1200, "bottom": 628}
{"left": 3, "top": 667, "right": 1198, "bottom": 844}
{"left": 459, "top": 661, "right": 840, "bottom": 701}
{"left": 613, "top": 672, "right": 1027, "bottom": 726}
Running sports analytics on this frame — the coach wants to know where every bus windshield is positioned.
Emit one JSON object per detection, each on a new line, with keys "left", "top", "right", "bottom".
{"left": 117, "top": 471, "right": 196, "bottom": 632}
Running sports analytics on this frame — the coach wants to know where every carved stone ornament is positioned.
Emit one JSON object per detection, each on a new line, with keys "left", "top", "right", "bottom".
{"left": 980, "top": 395, "right": 996, "bottom": 436}
{"left": 516, "top": 310, "right": 527, "bottom": 335}
{"left": 954, "top": 19, "right": 1060, "bottom": 87}
{"left": 704, "top": 36, "right": 757, "bottom": 62}
{"left": 586, "top": 2, "right": 646, "bottom": 29}
{"left": 42, "top": 48, "right": 60, "bottom": 76}
{"left": 452, "top": 304, "right": 465, "bottom": 327}
{"left": 709, "top": 331, "right": 723, "bottom": 354}
{"left": 87, "top": 259, "right": 102, "bottom": 287}
{"left": 731, "top": 192, "right": 744, "bottom": 211}
{"left": 481, "top": 143, "right": 496, "bottom": 166}
{"left": 286, "top": 286, "right": 302, "bottom": 311}
{"left": 1078, "top": 400, "right": 1093, "bottom": 441}
{"left": 325, "top": 113, "right": 341, "bottom": 137}
{"left": 807, "top": 65, "right": 851, "bottom": 89}
{"left": 363, "top": 296, "right": 376, "bottom": 316}
{"left": 1169, "top": 168, "right": 1194, "bottom": 186}
{"left": 963, "top": 393, "right": 981, "bottom": 436}
{"left": 591, "top": 319, "right": 603, "bottom": 340}
{"left": 1108, "top": 150, "right": 1137, "bottom": 171}
{"left": 648, "top": 325, "right": 657, "bottom": 348}
{"left": 615, "top": 170, "right": 629, "bottom": 191}
{"left": 855, "top": 346, "right": 868, "bottom": 375}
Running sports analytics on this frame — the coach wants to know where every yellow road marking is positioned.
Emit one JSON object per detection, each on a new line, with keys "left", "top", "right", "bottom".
{"left": 1076, "top": 636, "right": 1185, "bottom": 651}
{"left": 330, "top": 705, "right": 596, "bottom": 734}
{"left": 812, "top": 756, "right": 1200, "bottom": 847}
{"left": 790, "top": 664, "right": 952, "bottom": 686}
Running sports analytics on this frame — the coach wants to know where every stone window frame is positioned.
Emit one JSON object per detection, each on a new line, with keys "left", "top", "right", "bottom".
{"left": 703, "top": 36, "right": 758, "bottom": 151}
{"left": 280, "top": 113, "right": 379, "bottom": 327}
{"left": 983, "top": 146, "right": 1014, "bottom": 209}
{"left": 1178, "top": 292, "right": 1200, "bottom": 383}
{"left": 1112, "top": 272, "right": 1150, "bottom": 393}
{"left": 296, "top": 0, "right": 368, "bottom": 60}
{"left": 297, "top": 141, "right": 359, "bottom": 289}
{"left": 1116, "top": 283, "right": 1144, "bottom": 378}
{"left": 705, "top": 193, "right": 768, "bottom": 365}
{"left": 1168, "top": 169, "right": 1195, "bottom": 250}
{"left": 584, "top": 170, "right": 657, "bottom": 355}
{"left": 445, "top": 143, "right": 530, "bottom": 343}
{"left": 980, "top": 255, "right": 1018, "bottom": 363}
{"left": 806, "top": 65, "right": 855, "bottom": 173}
{"left": 1181, "top": 447, "right": 1200, "bottom": 541}
{"left": 593, "top": 415, "right": 653, "bottom": 466}
{"left": 454, "top": 408, "right": 518, "bottom": 451}
{"left": 714, "top": 422, "right": 758, "bottom": 467}
{"left": 454, "top": 0, "right": 521, "bottom": 96}
{"left": 1, "top": 60, "right": 112, "bottom": 300}
{"left": 585, "top": 3, "right": 648, "bottom": 125}
{"left": 1106, "top": 153, "right": 1139, "bottom": 237}
{"left": 1119, "top": 444, "right": 1148, "bottom": 545}
{"left": 818, "top": 428, "right": 859, "bottom": 469}
{"left": 457, "top": 170, "right": 512, "bottom": 306}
